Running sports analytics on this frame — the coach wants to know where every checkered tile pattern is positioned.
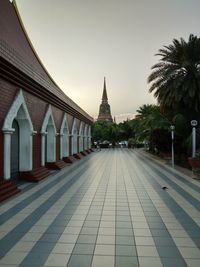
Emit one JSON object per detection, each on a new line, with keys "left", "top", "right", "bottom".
{"left": 0, "top": 149, "right": 200, "bottom": 267}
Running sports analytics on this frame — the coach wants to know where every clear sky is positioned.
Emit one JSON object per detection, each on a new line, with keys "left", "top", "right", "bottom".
{"left": 16, "top": 0, "right": 200, "bottom": 123}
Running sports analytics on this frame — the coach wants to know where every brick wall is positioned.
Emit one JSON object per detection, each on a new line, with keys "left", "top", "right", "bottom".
{"left": 0, "top": 78, "right": 79, "bottom": 180}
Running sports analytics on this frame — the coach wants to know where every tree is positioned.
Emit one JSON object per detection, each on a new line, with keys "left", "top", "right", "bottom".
{"left": 148, "top": 34, "right": 200, "bottom": 119}
{"left": 134, "top": 104, "right": 170, "bottom": 142}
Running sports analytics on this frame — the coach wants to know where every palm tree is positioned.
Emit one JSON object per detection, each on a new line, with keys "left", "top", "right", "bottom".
{"left": 136, "top": 104, "right": 170, "bottom": 131}
{"left": 148, "top": 34, "right": 200, "bottom": 117}
{"left": 134, "top": 104, "right": 170, "bottom": 144}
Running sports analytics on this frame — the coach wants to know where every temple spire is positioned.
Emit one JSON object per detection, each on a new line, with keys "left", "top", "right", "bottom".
{"left": 102, "top": 77, "right": 108, "bottom": 101}
{"left": 97, "top": 77, "right": 113, "bottom": 122}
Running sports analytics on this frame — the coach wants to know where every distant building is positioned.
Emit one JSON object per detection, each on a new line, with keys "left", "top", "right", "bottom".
{"left": 97, "top": 78, "right": 113, "bottom": 122}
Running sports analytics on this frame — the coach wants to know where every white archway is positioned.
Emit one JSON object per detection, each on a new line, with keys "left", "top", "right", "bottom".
{"left": 2, "top": 89, "right": 33, "bottom": 180}
{"left": 41, "top": 105, "right": 56, "bottom": 166}
{"left": 71, "top": 118, "right": 78, "bottom": 155}
{"left": 84, "top": 124, "right": 88, "bottom": 150}
{"left": 78, "top": 121, "right": 84, "bottom": 152}
{"left": 60, "top": 113, "right": 69, "bottom": 159}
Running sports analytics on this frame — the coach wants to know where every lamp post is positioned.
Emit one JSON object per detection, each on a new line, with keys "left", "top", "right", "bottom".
{"left": 191, "top": 120, "right": 198, "bottom": 158}
{"left": 170, "top": 125, "right": 175, "bottom": 168}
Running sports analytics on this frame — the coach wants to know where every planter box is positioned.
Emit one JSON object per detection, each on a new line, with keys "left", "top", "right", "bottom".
{"left": 160, "top": 152, "right": 172, "bottom": 164}
{"left": 160, "top": 152, "right": 171, "bottom": 159}
{"left": 188, "top": 157, "right": 200, "bottom": 179}
{"left": 188, "top": 157, "right": 200, "bottom": 169}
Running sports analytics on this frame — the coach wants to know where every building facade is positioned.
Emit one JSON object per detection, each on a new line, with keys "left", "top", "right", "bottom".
{"left": 97, "top": 78, "right": 113, "bottom": 122}
{"left": 0, "top": 0, "right": 93, "bottom": 201}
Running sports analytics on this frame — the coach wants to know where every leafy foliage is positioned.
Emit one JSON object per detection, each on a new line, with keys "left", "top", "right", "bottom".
{"left": 150, "top": 128, "right": 171, "bottom": 152}
{"left": 148, "top": 34, "right": 200, "bottom": 117}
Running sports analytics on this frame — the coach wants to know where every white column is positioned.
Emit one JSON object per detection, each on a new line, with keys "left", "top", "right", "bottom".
{"left": 84, "top": 136, "right": 87, "bottom": 150}
{"left": 41, "top": 132, "right": 46, "bottom": 166}
{"left": 71, "top": 135, "right": 74, "bottom": 155}
{"left": 60, "top": 134, "right": 63, "bottom": 159}
{"left": 192, "top": 127, "right": 196, "bottom": 158}
{"left": 3, "top": 130, "right": 14, "bottom": 180}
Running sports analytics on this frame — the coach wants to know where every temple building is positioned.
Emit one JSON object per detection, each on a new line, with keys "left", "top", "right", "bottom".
{"left": 0, "top": 0, "right": 93, "bottom": 202}
{"left": 97, "top": 78, "right": 113, "bottom": 122}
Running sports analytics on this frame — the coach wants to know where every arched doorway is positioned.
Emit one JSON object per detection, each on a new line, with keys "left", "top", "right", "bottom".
{"left": 2, "top": 90, "right": 33, "bottom": 180}
{"left": 41, "top": 105, "right": 56, "bottom": 166}
{"left": 11, "top": 120, "right": 19, "bottom": 181}
{"left": 45, "top": 122, "right": 56, "bottom": 163}
{"left": 84, "top": 124, "right": 88, "bottom": 150}
{"left": 79, "top": 122, "right": 84, "bottom": 152}
{"left": 60, "top": 113, "right": 69, "bottom": 159}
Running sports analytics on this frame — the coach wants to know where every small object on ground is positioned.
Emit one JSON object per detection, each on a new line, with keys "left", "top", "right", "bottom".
{"left": 162, "top": 186, "right": 168, "bottom": 190}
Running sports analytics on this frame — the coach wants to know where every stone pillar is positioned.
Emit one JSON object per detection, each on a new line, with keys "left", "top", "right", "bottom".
{"left": 3, "top": 129, "right": 14, "bottom": 180}
{"left": 60, "top": 134, "right": 63, "bottom": 159}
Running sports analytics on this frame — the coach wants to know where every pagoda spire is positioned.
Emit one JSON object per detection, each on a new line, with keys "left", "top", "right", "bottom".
{"left": 97, "top": 77, "right": 113, "bottom": 122}
{"left": 102, "top": 77, "right": 108, "bottom": 101}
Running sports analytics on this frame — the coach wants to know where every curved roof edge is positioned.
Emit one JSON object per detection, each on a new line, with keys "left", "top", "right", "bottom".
{"left": 12, "top": 0, "right": 93, "bottom": 122}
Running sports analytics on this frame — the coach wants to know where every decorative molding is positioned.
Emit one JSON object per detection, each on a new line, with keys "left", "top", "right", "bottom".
{"left": 71, "top": 118, "right": 77, "bottom": 135}
{"left": 60, "top": 113, "right": 69, "bottom": 134}
{"left": 84, "top": 124, "right": 88, "bottom": 137}
{"left": 79, "top": 121, "right": 84, "bottom": 136}
{"left": 41, "top": 104, "right": 56, "bottom": 133}
{"left": 32, "top": 130, "right": 37, "bottom": 135}
{"left": 2, "top": 89, "right": 33, "bottom": 131}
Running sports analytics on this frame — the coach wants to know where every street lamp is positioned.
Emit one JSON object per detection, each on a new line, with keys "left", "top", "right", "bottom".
{"left": 191, "top": 120, "right": 198, "bottom": 158}
{"left": 170, "top": 125, "right": 175, "bottom": 168}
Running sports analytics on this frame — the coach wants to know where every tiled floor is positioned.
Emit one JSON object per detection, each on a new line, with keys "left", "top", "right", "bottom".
{"left": 0, "top": 149, "right": 200, "bottom": 267}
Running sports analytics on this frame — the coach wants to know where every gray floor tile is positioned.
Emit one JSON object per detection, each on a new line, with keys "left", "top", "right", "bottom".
{"left": 67, "top": 254, "right": 93, "bottom": 267}
{"left": 139, "top": 257, "right": 163, "bottom": 267}
{"left": 116, "top": 235, "right": 135, "bottom": 245}
{"left": 77, "top": 234, "right": 97, "bottom": 244}
{"left": 94, "top": 244, "right": 115, "bottom": 255}
{"left": 116, "top": 228, "right": 133, "bottom": 236}
{"left": 116, "top": 245, "right": 137, "bottom": 256}
{"left": 84, "top": 220, "right": 100, "bottom": 228}
{"left": 116, "top": 215, "right": 131, "bottom": 222}
{"left": 80, "top": 227, "right": 98, "bottom": 235}
{"left": 96, "top": 235, "right": 115, "bottom": 245}
{"left": 86, "top": 215, "right": 101, "bottom": 220}
{"left": 157, "top": 246, "right": 182, "bottom": 257}
{"left": 153, "top": 237, "right": 176, "bottom": 246}
{"left": 45, "top": 253, "right": 70, "bottom": 267}
{"left": 161, "top": 258, "right": 188, "bottom": 267}
{"left": 91, "top": 255, "right": 114, "bottom": 267}
{"left": 151, "top": 229, "right": 170, "bottom": 237}
{"left": 115, "top": 256, "right": 139, "bottom": 267}
{"left": 73, "top": 243, "right": 95, "bottom": 255}
{"left": 116, "top": 221, "right": 132, "bottom": 228}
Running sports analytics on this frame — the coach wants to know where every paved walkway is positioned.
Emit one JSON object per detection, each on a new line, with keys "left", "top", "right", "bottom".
{"left": 0, "top": 149, "right": 200, "bottom": 267}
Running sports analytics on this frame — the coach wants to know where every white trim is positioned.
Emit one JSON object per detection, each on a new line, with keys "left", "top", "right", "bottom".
{"left": 78, "top": 121, "right": 84, "bottom": 152}
{"left": 41, "top": 105, "right": 56, "bottom": 165}
{"left": 41, "top": 104, "right": 56, "bottom": 133}
{"left": 60, "top": 113, "right": 69, "bottom": 158}
{"left": 3, "top": 90, "right": 33, "bottom": 131}
{"left": 84, "top": 124, "right": 88, "bottom": 149}
{"left": 2, "top": 89, "right": 33, "bottom": 180}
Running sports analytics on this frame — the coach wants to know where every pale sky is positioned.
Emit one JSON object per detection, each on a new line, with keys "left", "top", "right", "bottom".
{"left": 16, "top": 0, "right": 200, "bottom": 122}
